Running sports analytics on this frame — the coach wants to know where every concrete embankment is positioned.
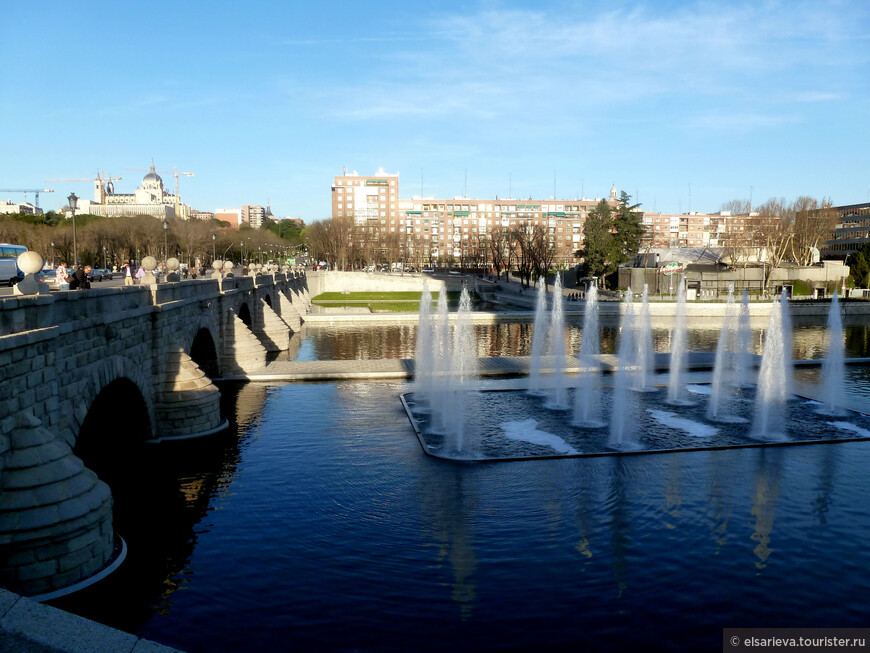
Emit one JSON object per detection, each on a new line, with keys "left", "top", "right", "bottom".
{"left": 0, "top": 588, "right": 180, "bottom": 652}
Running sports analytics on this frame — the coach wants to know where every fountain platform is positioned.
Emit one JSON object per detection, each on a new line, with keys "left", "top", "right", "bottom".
{"left": 401, "top": 375, "right": 870, "bottom": 462}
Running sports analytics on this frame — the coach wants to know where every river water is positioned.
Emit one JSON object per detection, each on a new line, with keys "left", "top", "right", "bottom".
{"left": 50, "top": 320, "right": 870, "bottom": 653}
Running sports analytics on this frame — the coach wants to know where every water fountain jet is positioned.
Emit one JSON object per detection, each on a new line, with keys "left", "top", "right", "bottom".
{"left": 572, "top": 283, "right": 604, "bottom": 427}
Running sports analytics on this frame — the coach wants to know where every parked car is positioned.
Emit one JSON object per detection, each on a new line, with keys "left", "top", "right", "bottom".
{"left": 37, "top": 269, "right": 57, "bottom": 286}
{"left": 90, "top": 268, "right": 113, "bottom": 282}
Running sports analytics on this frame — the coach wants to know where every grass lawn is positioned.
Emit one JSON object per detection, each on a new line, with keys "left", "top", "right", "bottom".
{"left": 312, "top": 291, "right": 480, "bottom": 312}
{"left": 313, "top": 291, "right": 438, "bottom": 301}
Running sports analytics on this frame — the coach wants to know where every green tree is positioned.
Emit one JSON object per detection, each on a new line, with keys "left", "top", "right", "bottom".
{"left": 610, "top": 191, "right": 644, "bottom": 267}
{"left": 575, "top": 200, "right": 613, "bottom": 280}
{"left": 846, "top": 242, "right": 870, "bottom": 288}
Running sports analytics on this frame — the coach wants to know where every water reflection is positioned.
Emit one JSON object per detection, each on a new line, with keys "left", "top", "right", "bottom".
{"left": 750, "top": 450, "right": 783, "bottom": 570}
{"left": 49, "top": 382, "right": 265, "bottom": 632}
{"left": 294, "top": 319, "right": 870, "bottom": 361}
{"left": 811, "top": 445, "right": 838, "bottom": 526}
{"left": 706, "top": 452, "right": 736, "bottom": 555}
{"left": 606, "top": 458, "right": 631, "bottom": 598}
{"left": 413, "top": 467, "right": 477, "bottom": 620}
{"left": 51, "top": 375, "right": 870, "bottom": 652}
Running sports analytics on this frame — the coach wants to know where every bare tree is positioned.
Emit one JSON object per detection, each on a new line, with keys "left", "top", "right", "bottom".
{"left": 752, "top": 198, "right": 794, "bottom": 292}
{"left": 532, "top": 224, "right": 556, "bottom": 290}
{"left": 488, "top": 227, "right": 511, "bottom": 279}
{"left": 791, "top": 196, "right": 837, "bottom": 266}
{"left": 513, "top": 223, "right": 536, "bottom": 287}
{"left": 720, "top": 199, "right": 753, "bottom": 215}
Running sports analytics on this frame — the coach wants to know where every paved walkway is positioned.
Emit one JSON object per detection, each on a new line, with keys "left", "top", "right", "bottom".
{"left": 228, "top": 353, "right": 870, "bottom": 383}
{"left": 0, "top": 588, "right": 179, "bottom": 652}
{"left": 235, "top": 352, "right": 722, "bottom": 382}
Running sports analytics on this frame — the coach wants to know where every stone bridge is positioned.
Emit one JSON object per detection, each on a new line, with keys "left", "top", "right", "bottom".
{"left": 0, "top": 271, "right": 312, "bottom": 598}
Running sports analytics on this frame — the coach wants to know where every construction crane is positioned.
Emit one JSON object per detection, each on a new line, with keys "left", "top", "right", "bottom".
{"left": 125, "top": 165, "right": 194, "bottom": 200}
{"left": 45, "top": 173, "right": 122, "bottom": 204}
{"left": 0, "top": 188, "right": 54, "bottom": 209}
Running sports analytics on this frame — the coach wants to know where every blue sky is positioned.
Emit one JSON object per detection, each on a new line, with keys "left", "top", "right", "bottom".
{"left": 2, "top": 0, "right": 868, "bottom": 221}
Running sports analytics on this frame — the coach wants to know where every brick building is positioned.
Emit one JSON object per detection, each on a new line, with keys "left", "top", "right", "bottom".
{"left": 331, "top": 169, "right": 620, "bottom": 269}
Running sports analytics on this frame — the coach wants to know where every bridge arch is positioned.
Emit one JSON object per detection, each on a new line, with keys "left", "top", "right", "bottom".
{"left": 237, "top": 302, "right": 252, "bottom": 327}
{"left": 190, "top": 325, "right": 220, "bottom": 379}
{"left": 67, "top": 354, "right": 155, "bottom": 446}
{"left": 75, "top": 377, "right": 151, "bottom": 475}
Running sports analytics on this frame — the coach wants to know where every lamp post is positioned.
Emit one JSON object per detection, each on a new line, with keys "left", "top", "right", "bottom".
{"left": 50, "top": 241, "right": 54, "bottom": 267}
{"left": 103, "top": 246, "right": 107, "bottom": 269}
{"left": 241, "top": 240, "right": 245, "bottom": 265}
{"left": 212, "top": 234, "right": 216, "bottom": 263}
{"left": 67, "top": 193, "right": 79, "bottom": 268}
{"left": 163, "top": 219, "right": 169, "bottom": 261}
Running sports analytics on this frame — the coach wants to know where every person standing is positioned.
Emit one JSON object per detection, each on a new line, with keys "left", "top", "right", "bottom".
{"left": 124, "top": 263, "right": 134, "bottom": 286}
{"left": 55, "top": 261, "right": 69, "bottom": 290}
{"left": 136, "top": 265, "right": 146, "bottom": 283}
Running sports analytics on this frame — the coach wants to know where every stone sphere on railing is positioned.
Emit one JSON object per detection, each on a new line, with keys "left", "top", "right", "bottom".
{"left": 142, "top": 256, "right": 158, "bottom": 272}
{"left": 14, "top": 251, "right": 49, "bottom": 296}
{"left": 222, "top": 260, "right": 234, "bottom": 273}
{"left": 17, "top": 251, "right": 43, "bottom": 275}
{"left": 166, "top": 257, "right": 180, "bottom": 272}
{"left": 212, "top": 260, "right": 223, "bottom": 271}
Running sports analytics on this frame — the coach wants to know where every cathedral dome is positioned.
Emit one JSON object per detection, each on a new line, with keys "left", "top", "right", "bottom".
{"left": 144, "top": 170, "right": 163, "bottom": 185}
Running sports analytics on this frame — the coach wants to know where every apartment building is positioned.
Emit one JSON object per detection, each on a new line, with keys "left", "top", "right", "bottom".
{"left": 641, "top": 211, "right": 753, "bottom": 249}
{"left": 215, "top": 208, "right": 242, "bottom": 228}
{"left": 332, "top": 169, "right": 620, "bottom": 268}
{"left": 241, "top": 204, "right": 266, "bottom": 229}
{"left": 821, "top": 202, "right": 870, "bottom": 258}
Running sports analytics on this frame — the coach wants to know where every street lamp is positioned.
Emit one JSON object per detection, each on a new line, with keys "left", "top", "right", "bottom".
{"left": 212, "top": 233, "right": 216, "bottom": 262}
{"left": 163, "top": 219, "right": 169, "bottom": 261}
{"left": 50, "top": 241, "right": 54, "bottom": 267}
{"left": 103, "top": 245, "right": 107, "bottom": 269}
{"left": 67, "top": 192, "right": 79, "bottom": 268}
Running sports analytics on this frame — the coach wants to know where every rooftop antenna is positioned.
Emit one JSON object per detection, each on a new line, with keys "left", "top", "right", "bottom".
{"left": 749, "top": 185, "right": 754, "bottom": 211}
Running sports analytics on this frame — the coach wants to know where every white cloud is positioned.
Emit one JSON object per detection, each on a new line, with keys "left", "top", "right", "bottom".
{"left": 310, "top": 1, "right": 866, "bottom": 130}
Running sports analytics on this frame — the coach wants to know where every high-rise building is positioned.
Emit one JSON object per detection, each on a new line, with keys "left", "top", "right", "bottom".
{"left": 241, "top": 205, "right": 267, "bottom": 229}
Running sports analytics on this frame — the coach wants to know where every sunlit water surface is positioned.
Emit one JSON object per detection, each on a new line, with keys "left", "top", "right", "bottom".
{"left": 51, "top": 323, "right": 870, "bottom": 653}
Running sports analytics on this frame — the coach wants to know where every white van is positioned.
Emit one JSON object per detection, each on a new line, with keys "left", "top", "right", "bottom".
{"left": 0, "top": 244, "right": 27, "bottom": 286}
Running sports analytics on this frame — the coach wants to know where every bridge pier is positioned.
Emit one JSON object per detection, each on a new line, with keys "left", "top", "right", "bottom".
{"left": 220, "top": 312, "right": 268, "bottom": 375}
{"left": 0, "top": 413, "right": 115, "bottom": 598}
{"left": 253, "top": 299, "right": 291, "bottom": 352}
{"left": 275, "top": 291, "right": 303, "bottom": 332}
{"left": 154, "top": 350, "right": 224, "bottom": 440}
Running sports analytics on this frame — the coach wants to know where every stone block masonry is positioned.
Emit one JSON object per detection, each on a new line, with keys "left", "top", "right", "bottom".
{"left": 0, "top": 271, "right": 309, "bottom": 597}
